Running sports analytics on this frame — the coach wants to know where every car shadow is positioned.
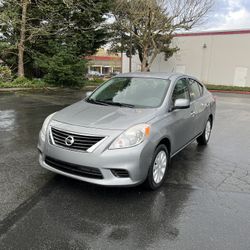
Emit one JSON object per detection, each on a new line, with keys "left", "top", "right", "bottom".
{"left": 30, "top": 145, "right": 208, "bottom": 250}
{"left": 38, "top": 174, "right": 188, "bottom": 249}
{"left": 0, "top": 142, "right": 210, "bottom": 249}
{"left": 166, "top": 142, "right": 211, "bottom": 189}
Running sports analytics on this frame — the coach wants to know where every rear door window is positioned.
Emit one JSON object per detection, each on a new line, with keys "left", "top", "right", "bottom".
{"left": 188, "top": 79, "right": 203, "bottom": 101}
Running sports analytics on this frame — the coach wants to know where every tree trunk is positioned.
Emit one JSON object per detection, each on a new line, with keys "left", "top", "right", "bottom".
{"left": 141, "top": 58, "right": 147, "bottom": 72}
{"left": 141, "top": 46, "right": 149, "bottom": 72}
{"left": 141, "top": 58, "right": 150, "bottom": 72}
{"left": 18, "top": 0, "right": 29, "bottom": 77}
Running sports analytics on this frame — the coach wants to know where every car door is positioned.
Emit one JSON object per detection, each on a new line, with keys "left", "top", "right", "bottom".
{"left": 169, "top": 78, "right": 196, "bottom": 154}
{"left": 188, "top": 78, "right": 209, "bottom": 136}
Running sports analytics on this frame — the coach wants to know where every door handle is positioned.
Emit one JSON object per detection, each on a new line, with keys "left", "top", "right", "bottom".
{"left": 202, "top": 103, "right": 209, "bottom": 107}
{"left": 191, "top": 111, "right": 196, "bottom": 117}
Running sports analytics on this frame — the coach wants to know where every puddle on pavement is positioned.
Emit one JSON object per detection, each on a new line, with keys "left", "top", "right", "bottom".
{"left": 0, "top": 110, "right": 16, "bottom": 131}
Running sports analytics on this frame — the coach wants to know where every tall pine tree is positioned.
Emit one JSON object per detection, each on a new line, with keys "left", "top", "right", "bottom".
{"left": 0, "top": 0, "right": 111, "bottom": 85}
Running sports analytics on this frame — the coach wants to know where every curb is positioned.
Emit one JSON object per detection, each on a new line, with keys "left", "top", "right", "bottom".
{"left": 209, "top": 89, "right": 250, "bottom": 95}
{"left": 0, "top": 86, "right": 97, "bottom": 92}
{"left": 0, "top": 87, "right": 59, "bottom": 92}
{"left": 0, "top": 87, "right": 34, "bottom": 92}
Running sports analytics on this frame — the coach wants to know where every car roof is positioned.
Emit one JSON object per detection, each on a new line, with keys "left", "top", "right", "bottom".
{"left": 114, "top": 72, "right": 186, "bottom": 80}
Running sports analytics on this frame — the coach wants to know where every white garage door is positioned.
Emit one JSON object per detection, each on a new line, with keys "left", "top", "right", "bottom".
{"left": 234, "top": 67, "right": 248, "bottom": 87}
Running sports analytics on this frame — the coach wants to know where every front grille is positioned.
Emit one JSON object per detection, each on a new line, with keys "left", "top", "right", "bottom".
{"left": 111, "top": 169, "right": 130, "bottom": 178}
{"left": 50, "top": 127, "right": 105, "bottom": 151}
{"left": 45, "top": 156, "right": 103, "bottom": 179}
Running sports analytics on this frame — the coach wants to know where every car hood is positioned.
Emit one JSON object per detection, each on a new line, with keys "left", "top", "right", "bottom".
{"left": 53, "top": 100, "right": 158, "bottom": 130}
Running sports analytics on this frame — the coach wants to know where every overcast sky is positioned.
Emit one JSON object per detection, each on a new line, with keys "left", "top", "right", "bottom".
{"left": 1, "top": 0, "right": 249, "bottom": 33}
{"left": 200, "top": 0, "right": 250, "bottom": 31}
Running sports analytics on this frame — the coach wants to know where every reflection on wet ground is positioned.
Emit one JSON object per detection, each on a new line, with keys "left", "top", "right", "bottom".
{"left": 0, "top": 91, "right": 250, "bottom": 249}
{"left": 0, "top": 110, "right": 16, "bottom": 131}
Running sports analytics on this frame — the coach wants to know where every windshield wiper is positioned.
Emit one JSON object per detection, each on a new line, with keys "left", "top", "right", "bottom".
{"left": 100, "top": 100, "right": 135, "bottom": 108}
{"left": 86, "top": 99, "right": 109, "bottom": 106}
{"left": 87, "top": 98, "right": 135, "bottom": 108}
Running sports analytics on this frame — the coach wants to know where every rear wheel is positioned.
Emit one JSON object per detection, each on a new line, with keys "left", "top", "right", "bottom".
{"left": 197, "top": 117, "right": 212, "bottom": 145}
{"left": 144, "top": 144, "right": 169, "bottom": 190}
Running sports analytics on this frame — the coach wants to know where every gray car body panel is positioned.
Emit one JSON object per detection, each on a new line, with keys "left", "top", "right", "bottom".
{"left": 38, "top": 73, "right": 216, "bottom": 186}
{"left": 53, "top": 101, "right": 159, "bottom": 130}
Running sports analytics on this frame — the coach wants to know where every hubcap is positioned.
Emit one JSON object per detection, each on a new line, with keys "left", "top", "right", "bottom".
{"left": 153, "top": 150, "right": 167, "bottom": 184}
{"left": 205, "top": 120, "right": 211, "bottom": 141}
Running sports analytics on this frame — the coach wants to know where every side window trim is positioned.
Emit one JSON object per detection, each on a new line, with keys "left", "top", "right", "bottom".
{"left": 185, "top": 77, "right": 192, "bottom": 101}
{"left": 198, "top": 81, "right": 204, "bottom": 96}
{"left": 192, "top": 78, "right": 204, "bottom": 96}
{"left": 188, "top": 78, "right": 203, "bottom": 102}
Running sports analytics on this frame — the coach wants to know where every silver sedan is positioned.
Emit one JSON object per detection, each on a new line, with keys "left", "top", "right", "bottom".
{"left": 38, "top": 73, "right": 216, "bottom": 190}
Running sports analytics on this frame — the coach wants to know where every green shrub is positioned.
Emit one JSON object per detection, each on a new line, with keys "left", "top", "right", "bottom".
{"left": 0, "top": 65, "right": 12, "bottom": 82}
{"left": 206, "top": 84, "right": 250, "bottom": 92}
{"left": 12, "top": 77, "right": 33, "bottom": 86}
{"left": 1, "top": 77, "right": 47, "bottom": 88}
{"left": 86, "top": 78, "right": 105, "bottom": 86}
{"left": 30, "top": 78, "right": 47, "bottom": 86}
{"left": 35, "top": 50, "right": 87, "bottom": 86}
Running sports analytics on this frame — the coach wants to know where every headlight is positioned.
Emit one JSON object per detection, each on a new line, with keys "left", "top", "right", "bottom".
{"left": 109, "top": 124, "right": 150, "bottom": 149}
{"left": 40, "top": 112, "right": 56, "bottom": 141}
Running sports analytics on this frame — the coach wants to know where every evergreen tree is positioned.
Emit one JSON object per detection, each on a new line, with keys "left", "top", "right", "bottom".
{"left": 0, "top": 0, "right": 111, "bottom": 85}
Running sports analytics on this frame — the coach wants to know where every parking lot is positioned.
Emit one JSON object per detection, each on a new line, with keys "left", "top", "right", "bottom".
{"left": 0, "top": 90, "right": 250, "bottom": 250}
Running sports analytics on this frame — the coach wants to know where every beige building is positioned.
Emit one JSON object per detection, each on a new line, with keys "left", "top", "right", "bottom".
{"left": 122, "top": 29, "right": 250, "bottom": 86}
{"left": 86, "top": 48, "right": 121, "bottom": 75}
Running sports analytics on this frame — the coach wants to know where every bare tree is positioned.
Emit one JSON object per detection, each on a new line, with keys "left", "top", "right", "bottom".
{"left": 112, "top": 0, "right": 213, "bottom": 72}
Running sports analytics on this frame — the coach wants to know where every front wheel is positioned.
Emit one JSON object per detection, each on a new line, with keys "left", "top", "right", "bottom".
{"left": 144, "top": 144, "right": 170, "bottom": 190}
{"left": 197, "top": 117, "right": 212, "bottom": 145}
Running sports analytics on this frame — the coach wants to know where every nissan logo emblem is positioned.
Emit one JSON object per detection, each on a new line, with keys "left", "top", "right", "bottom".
{"left": 65, "top": 136, "right": 74, "bottom": 146}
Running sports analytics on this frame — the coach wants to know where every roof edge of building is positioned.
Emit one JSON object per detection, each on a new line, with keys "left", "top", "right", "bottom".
{"left": 174, "top": 28, "right": 250, "bottom": 37}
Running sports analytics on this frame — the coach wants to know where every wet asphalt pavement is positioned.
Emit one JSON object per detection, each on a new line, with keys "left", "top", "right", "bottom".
{"left": 0, "top": 90, "right": 250, "bottom": 250}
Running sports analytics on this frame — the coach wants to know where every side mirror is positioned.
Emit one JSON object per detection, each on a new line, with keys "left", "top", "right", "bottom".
{"left": 173, "top": 99, "right": 190, "bottom": 110}
{"left": 86, "top": 91, "right": 93, "bottom": 98}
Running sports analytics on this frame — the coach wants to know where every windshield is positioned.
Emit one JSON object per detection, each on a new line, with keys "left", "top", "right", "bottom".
{"left": 87, "top": 77, "right": 170, "bottom": 108}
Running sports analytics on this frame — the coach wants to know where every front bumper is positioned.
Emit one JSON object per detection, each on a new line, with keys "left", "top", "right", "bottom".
{"left": 38, "top": 121, "right": 154, "bottom": 186}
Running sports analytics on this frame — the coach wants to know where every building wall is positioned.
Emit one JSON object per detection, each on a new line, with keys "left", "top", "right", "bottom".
{"left": 86, "top": 48, "right": 122, "bottom": 75}
{"left": 122, "top": 30, "right": 250, "bottom": 86}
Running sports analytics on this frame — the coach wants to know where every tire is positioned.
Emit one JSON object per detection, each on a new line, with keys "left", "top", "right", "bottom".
{"left": 197, "top": 117, "right": 212, "bottom": 145}
{"left": 144, "top": 144, "right": 170, "bottom": 190}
